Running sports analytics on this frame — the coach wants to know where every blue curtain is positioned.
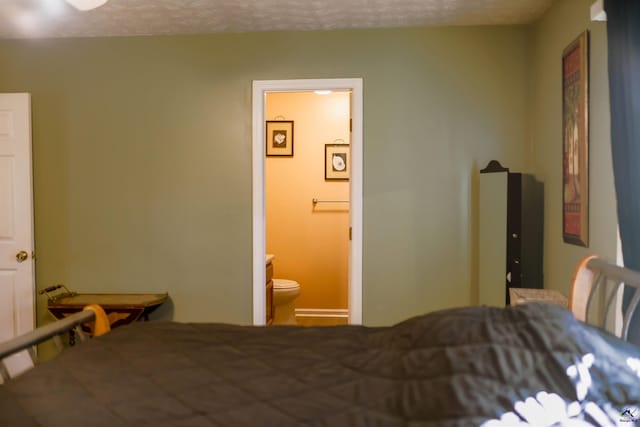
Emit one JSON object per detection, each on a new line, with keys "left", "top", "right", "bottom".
{"left": 605, "top": 0, "right": 640, "bottom": 345}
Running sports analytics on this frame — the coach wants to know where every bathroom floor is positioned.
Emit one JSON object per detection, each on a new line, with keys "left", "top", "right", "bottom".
{"left": 296, "top": 317, "right": 349, "bottom": 327}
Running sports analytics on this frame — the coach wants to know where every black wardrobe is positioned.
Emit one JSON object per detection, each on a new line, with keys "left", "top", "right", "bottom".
{"left": 478, "top": 160, "right": 544, "bottom": 306}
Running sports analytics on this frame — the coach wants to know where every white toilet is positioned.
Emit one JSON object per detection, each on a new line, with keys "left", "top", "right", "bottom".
{"left": 272, "top": 279, "right": 301, "bottom": 325}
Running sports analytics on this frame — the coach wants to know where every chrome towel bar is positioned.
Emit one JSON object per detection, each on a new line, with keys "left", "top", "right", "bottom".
{"left": 312, "top": 198, "right": 350, "bottom": 204}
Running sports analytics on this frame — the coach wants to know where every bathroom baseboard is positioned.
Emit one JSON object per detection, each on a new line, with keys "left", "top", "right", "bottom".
{"left": 295, "top": 308, "right": 349, "bottom": 318}
{"left": 295, "top": 308, "right": 349, "bottom": 327}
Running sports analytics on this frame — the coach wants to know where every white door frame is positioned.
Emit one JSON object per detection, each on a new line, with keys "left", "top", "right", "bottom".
{"left": 252, "top": 78, "right": 363, "bottom": 325}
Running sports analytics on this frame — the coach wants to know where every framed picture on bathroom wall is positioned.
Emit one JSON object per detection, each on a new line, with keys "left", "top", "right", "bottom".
{"left": 266, "top": 120, "right": 294, "bottom": 157}
{"left": 325, "top": 144, "right": 349, "bottom": 181}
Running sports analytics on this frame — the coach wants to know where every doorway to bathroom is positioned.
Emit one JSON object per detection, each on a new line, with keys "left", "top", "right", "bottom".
{"left": 252, "top": 79, "right": 363, "bottom": 326}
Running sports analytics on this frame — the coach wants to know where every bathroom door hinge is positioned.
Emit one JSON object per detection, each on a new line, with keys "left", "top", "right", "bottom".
{"left": 349, "top": 227, "right": 352, "bottom": 241}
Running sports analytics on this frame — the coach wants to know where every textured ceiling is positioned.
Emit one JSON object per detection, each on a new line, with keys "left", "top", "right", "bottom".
{"left": 0, "top": 0, "right": 555, "bottom": 40}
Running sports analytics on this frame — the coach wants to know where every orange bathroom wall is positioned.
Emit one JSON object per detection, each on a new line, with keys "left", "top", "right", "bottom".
{"left": 266, "top": 91, "right": 350, "bottom": 310}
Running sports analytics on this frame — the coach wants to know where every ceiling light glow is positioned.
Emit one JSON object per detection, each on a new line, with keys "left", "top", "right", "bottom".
{"left": 14, "top": 10, "right": 41, "bottom": 37}
{"left": 64, "top": 0, "right": 109, "bottom": 11}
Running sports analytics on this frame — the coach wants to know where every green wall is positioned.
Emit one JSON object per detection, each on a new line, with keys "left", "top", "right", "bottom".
{"left": 0, "top": 26, "right": 529, "bottom": 327}
{"left": 527, "top": 0, "right": 616, "bottom": 296}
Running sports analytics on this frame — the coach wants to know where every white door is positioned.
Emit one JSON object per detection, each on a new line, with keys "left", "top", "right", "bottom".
{"left": 0, "top": 93, "right": 35, "bottom": 378}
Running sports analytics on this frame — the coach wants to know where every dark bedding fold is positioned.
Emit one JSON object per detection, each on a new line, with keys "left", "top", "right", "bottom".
{"left": 1, "top": 303, "right": 639, "bottom": 426}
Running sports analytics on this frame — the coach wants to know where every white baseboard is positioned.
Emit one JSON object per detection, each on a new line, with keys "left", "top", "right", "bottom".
{"left": 295, "top": 308, "right": 349, "bottom": 318}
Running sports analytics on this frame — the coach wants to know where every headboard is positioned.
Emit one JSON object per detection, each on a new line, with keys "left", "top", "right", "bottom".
{"left": 570, "top": 255, "right": 640, "bottom": 342}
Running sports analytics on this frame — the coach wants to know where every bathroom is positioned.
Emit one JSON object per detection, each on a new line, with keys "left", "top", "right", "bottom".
{"left": 266, "top": 90, "right": 351, "bottom": 326}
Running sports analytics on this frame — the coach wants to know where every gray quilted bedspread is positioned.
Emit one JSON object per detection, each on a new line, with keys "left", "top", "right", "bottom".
{"left": 1, "top": 303, "right": 639, "bottom": 426}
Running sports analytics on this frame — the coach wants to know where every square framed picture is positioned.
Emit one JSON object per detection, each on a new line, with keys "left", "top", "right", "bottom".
{"left": 325, "top": 144, "right": 349, "bottom": 181}
{"left": 266, "top": 121, "right": 294, "bottom": 157}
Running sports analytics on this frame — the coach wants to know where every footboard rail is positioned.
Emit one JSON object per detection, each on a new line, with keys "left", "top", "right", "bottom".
{"left": 0, "top": 310, "right": 94, "bottom": 362}
{"left": 0, "top": 304, "right": 110, "bottom": 382}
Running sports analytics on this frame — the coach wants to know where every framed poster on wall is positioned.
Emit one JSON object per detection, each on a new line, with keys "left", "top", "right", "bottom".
{"left": 325, "top": 144, "right": 349, "bottom": 181}
{"left": 562, "top": 30, "right": 589, "bottom": 247}
{"left": 266, "top": 120, "right": 294, "bottom": 157}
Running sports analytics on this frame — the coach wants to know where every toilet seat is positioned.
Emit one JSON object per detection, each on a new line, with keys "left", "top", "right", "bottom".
{"left": 273, "top": 279, "right": 299, "bottom": 290}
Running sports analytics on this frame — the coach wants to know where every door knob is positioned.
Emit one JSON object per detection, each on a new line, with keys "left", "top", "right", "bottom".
{"left": 16, "top": 251, "right": 28, "bottom": 263}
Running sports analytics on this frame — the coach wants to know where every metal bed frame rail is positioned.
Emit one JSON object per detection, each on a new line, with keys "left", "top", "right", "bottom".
{"left": 0, "top": 309, "right": 96, "bottom": 382}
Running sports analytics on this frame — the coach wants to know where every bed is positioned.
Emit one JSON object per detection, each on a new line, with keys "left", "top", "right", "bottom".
{"left": 1, "top": 257, "right": 639, "bottom": 426}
